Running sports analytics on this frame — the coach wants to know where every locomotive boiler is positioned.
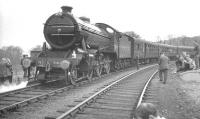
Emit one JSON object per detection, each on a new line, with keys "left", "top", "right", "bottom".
{"left": 44, "top": 6, "right": 112, "bottom": 50}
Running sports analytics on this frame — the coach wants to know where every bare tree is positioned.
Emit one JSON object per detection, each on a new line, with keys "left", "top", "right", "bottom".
{"left": 30, "top": 45, "right": 42, "bottom": 51}
{"left": 0, "top": 46, "right": 23, "bottom": 65}
{"left": 124, "top": 31, "right": 140, "bottom": 39}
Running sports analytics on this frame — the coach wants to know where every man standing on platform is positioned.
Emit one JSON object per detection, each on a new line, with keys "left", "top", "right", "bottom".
{"left": 158, "top": 52, "right": 169, "bottom": 84}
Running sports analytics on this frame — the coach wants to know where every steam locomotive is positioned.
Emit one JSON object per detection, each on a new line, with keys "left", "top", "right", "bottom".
{"left": 26, "top": 6, "right": 194, "bottom": 85}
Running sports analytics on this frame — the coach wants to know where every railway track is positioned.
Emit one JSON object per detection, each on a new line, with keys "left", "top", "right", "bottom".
{"left": 0, "top": 71, "right": 112, "bottom": 114}
{"left": 45, "top": 65, "right": 158, "bottom": 119}
{"left": 0, "top": 64, "right": 152, "bottom": 115}
{"left": 0, "top": 73, "right": 111, "bottom": 114}
{"left": 0, "top": 80, "right": 69, "bottom": 114}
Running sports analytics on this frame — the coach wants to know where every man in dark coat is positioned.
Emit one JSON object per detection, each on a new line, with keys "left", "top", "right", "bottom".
{"left": 158, "top": 52, "right": 169, "bottom": 84}
{"left": 0, "top": 58, "right": 13, "bottom": 83}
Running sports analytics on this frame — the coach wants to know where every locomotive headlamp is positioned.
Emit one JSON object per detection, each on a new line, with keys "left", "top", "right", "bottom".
{"left": 60, "top": 60, "right": 70, "bottom": 70}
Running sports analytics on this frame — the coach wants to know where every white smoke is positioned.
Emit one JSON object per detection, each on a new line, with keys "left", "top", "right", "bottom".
{"left": 0, "top": 81, "right": 28, "bottom": 93}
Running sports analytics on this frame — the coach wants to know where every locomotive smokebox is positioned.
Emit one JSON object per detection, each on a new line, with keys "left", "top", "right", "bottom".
{"left": 61, "top": 6, "right": 73, "bottom": 13}
{"left": 43, "top": 6, "right": 79, "bottom": 50}
{"left": 43, "top": 6, "right": 111, "bottom": 50}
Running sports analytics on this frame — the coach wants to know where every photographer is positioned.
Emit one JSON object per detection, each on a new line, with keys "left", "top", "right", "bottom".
{"left": 134, "top": 103, "right": 166, "bottom": 119}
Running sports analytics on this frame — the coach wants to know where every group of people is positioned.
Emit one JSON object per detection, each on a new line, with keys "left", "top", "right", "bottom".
{"left": 0, "top": 54, "right": 37, "bottom": 84}
{"left": 158, "top": 51, "right": 199, "bottom": 84}
{"left": 175, "top": 53, "right": 196, "bottom": 72}
{"left": 175, "top": 41, "right": 200, "bottom": 72}
{"left": 0, "top": 58, "right": 13, "bottom": 84}
{"left": 21, "top": 54, "right": 36, "bottom": 79}
{"left": 159, "top": 42, "right": 200, "bottom": 84}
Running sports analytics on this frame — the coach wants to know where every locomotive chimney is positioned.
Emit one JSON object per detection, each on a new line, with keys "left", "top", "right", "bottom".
{"left": 61, "top": 6, "right": 73, "bottom": 13}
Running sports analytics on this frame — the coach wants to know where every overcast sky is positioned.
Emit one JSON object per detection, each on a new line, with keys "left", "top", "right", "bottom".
{"left": 0, "top": 0, "right": 200, "bottom": 53}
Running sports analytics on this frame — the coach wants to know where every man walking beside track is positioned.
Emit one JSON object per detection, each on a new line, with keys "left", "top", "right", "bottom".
{"left": 158, "top": 52, "right": 169, "bottom": 84}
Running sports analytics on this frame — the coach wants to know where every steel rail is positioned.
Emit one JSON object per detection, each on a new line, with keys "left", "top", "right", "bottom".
{"left": 56, "top": 64, "right": 157, "bottom": 119}
{"left": 0, "top": 85, "right": 73, "bottom": 113}
{"left": 136, "top": 70, "right": 158, "bottom": 108}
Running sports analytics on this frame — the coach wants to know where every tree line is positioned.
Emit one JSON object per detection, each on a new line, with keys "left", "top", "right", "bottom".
{"left": 0, "top": 46, "right": 23, "bottom": 66}
{"left": 158, "top": 35, "right": 200, "bottom": 47}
